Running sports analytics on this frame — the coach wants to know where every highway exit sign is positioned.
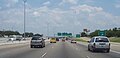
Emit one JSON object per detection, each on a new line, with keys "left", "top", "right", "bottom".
{"left": 98, "top": 31, "right": 106, "bottom": 36}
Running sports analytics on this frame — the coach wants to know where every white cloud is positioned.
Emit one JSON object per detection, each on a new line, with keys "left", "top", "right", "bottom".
{"left": 115, "top": 4, "right": 120, "bottom": 8}
{"left": 0, "top": 4, "right": 120, "bottom": 35}
{"left": 33, "top": 11, "right": 40, "bottom": 16}
{"left": 32, "top": 6, "right": 49, "bottom": 17}
{"left": 59, "top": 0, "right": 78, "bottom": 5}
{"left": 70, "top": 4, "right": 103, "bottom": 13}
{"left": 43, "top": 1, "right": 50, "bottom": 5}
{"left": 84, "top": 0, "right": 95, "bottom": 3}
{"left": 5, "top": 0, "right": 19, "bottom": 7}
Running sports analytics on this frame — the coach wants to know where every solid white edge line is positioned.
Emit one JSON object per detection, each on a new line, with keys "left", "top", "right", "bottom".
{"left": 41, "top": 52, "right": 47, "bottom": 58}
{"left": 111, "top": 50, "right": 120, "bottom": 54}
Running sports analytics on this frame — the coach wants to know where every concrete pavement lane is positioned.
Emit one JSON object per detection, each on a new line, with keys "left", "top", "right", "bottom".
{"left": 44, "top": 41, "right": 120, "bottom": 58}
{"left": 0, "top": 41, "right": 120, "bottom": 58}
{"left": 74, "top": 42, "right": 120, "bottom": 58}
{"left": 0, "top": 41, "right": 52, "bottom": 58}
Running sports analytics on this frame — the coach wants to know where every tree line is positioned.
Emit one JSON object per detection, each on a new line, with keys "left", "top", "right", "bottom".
{"left": 89, "top": 27, "right": 120, "bottom": 37}
{"left": 80, "top": 27, "right": 120, "bottom": 37}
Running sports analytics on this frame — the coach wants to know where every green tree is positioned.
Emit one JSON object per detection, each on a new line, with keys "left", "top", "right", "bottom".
{"left": 81, "top": 32, "right": 87, "bottom": 37}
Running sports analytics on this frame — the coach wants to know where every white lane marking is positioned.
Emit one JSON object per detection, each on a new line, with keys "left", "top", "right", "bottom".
{"left": 86, "top": 56, "right": 90, "bottom": 58}
{"left": 41, "top": 52, "right": 47, "bottom": 58}
{"left": 111, "top": 50, "right": 120, "bottom": 54}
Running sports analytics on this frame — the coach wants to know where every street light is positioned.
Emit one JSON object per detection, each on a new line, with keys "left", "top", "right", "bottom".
{"left": 47, "top": 23, "right": 49, "bottom": 36}
{"left": 23, "top": 0, "right": 27, "bottom": 40}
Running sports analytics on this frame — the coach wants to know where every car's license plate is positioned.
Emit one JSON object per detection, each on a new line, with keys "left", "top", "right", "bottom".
{"left": 99, "top": 43, "right": 105, "bottom": 45}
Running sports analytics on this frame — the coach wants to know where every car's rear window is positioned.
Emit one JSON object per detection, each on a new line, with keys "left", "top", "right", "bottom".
{"left": 95, "top": 38, "right": 109, "bottom": 42}
{"left": 51, "top": 38, "right": 55, "bottom": 40}
{"left": 32, "top": 37, "right": 41, "bottom": 40}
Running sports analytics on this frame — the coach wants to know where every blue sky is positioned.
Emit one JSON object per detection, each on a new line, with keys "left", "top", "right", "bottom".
{"left": 0, "top": 0, "right": 120, "bottom": 36}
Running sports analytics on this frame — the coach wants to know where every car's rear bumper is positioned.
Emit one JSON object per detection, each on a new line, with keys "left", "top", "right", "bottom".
{"left": 50, "top": 40, "right": 56, "bottom": 43}
{"left": 94, "top": 48, "right": 110, "bottom": 50}
{"left": 50, "top": 42, "right": 56, "bottom": 43}
{"left": 31, "top": 43, "right": 42, "bottom": 46}
{"left": 71, "top": 42, "right": 77, "bottom": 43}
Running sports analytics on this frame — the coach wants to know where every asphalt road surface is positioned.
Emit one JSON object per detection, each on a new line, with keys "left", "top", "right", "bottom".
{"left": 0, "top": 41, "right": 120, "bottom": 58}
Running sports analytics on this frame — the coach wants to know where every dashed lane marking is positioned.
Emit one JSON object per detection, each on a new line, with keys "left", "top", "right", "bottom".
{"left": 86, "top": 56, "right": 90, "bottom": 58}
{"left": 41, "top": 52, "right": 47, "bottom": 58}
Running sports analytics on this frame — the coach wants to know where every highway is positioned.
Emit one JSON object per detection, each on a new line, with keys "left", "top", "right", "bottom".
{"left": 0, "top": 41, "right": 120, "bottom": 58}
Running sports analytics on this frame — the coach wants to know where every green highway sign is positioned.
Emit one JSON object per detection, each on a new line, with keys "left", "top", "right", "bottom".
{"left": 57, "top": 32, "right": 72, "bottom": 37}
{"left": 98, "top": 31, "right": 106, "bottom": 36}
{"left": 76, "top": 34, "right": 80, "bottom": 38}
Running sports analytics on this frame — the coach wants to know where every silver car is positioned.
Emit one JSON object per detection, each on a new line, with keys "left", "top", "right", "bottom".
{"left": 88, "top": 36, "right": 110, "bottom": 52}
{"left": 31, "top": 36, "right": 45, "bottom": 48}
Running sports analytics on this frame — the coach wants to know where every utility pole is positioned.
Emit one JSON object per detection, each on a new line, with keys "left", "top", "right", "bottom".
{"left": 23, "top": 0, "right": 27, "bottom": 40}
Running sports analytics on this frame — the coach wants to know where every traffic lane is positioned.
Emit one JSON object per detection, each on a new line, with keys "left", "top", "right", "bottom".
{"left": 0, "top": 41, "right": 52, "bottom": 58}
{"left": 111, "top": 44, "right": 120, "bottom": 52}
{"left": 44, "top": 41, "right": 119, "bottom": 58}
{"left": 44, "top": 41, "right": 91, "bottom": 58}
{"left": 43, "top": 41, "right": 68, "bottom": 58}
{"left": 77, "top": 41, "right": 120, "bottom": 54}
{"left": 74, "top": 42, "right": 120, "bottom": 58}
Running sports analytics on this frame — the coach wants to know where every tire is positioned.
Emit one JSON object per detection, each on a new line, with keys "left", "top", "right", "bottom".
{"left": 44, "top": 45, "right": 45, "bottom": 47}
{"left": 91, "top": 47, "right": 95, "bottom": 52}
{"left": 106, "top": 49, "right": 110, "bottom": 53}
{"left": 41, "top": 45, "right": 44, "bottom": 48}
{"left": 31, "top": 45, "right": 33, "bottom": 48}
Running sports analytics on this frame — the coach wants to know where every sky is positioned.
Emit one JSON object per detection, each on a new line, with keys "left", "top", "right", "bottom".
{"left": 0, "top": 0, "right": 120, "bottom": 36}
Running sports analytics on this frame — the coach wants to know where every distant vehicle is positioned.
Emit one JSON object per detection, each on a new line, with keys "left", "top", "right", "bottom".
{"left": 71, "top": 39, "right": 77, "bottom": 43}
{"left": 62, "top": 39, "right": 65, "bottom": 42}
{"left": 88, "top": 36, "right": 110, "bottom": 53}
{"left": 8, "top": 35, "right": 22, "bottom": 41}
{"left": 50, "top": 38, "right": 56, "bottom": 43}
{"left": 56, "top": 37, "right": 59, "bottom": 41}
{"left": 30, "top": 36, "right": 45, "bottom": 48}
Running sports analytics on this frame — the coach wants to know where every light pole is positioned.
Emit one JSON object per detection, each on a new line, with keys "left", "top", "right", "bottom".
{"left": 47, "top": 22, "right": 49, "bottom": 38}
{"left": 23, "top": 0, "right": 27, "bottom": 40}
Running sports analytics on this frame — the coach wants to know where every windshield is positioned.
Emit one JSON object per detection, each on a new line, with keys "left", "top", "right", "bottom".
{"left": 0, "top": 0, "right": 120, "bottom": 58}
{"left": 51, "top": 38, "right": 55, "bottom": 40}
{"left": 96, "top": 38, "right": 109, "bottom": 42}
{"left": 32, "top": 37, "right": 41, "bottom": 40}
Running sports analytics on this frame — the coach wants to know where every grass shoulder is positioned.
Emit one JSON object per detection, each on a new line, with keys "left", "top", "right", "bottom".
{"left": 109, "top": 37, "right": 120, "bottom": 43}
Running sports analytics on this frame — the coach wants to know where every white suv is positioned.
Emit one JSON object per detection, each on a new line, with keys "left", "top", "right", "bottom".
{"left": 88, "top": 36, "right": 110, "bottom": 53}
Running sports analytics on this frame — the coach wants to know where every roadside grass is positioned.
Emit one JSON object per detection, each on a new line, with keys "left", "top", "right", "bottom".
{"left": 75, "top": 38, "right": 87, "bottom": 42}
{"left": 109, "top": 37, "right": 120, "bottom": 43}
